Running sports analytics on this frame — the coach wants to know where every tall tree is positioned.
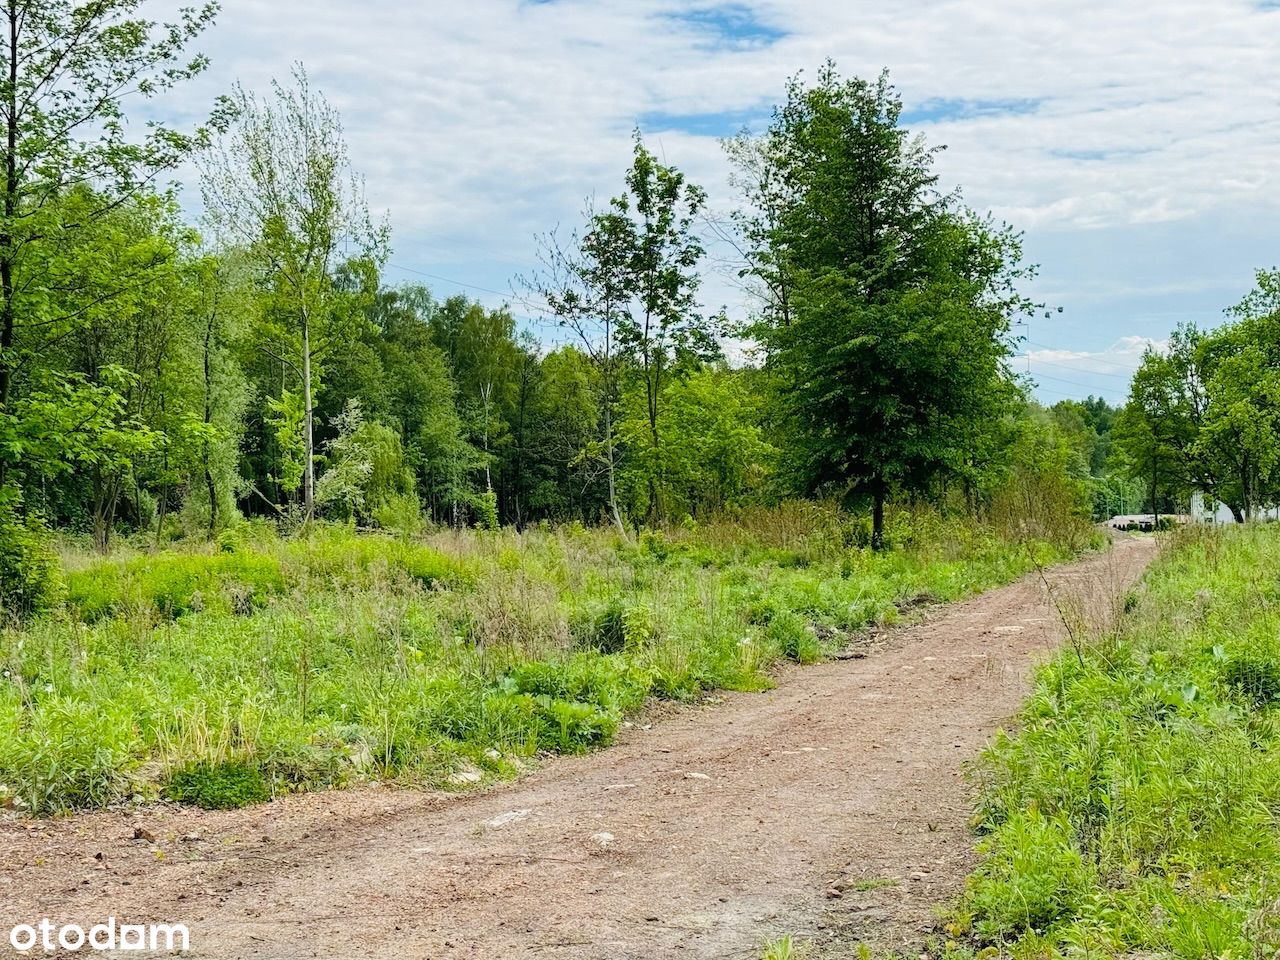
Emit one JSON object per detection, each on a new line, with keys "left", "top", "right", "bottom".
{"left": 524, "top": 209, "right": 631, "bottom": 534}
{"left": 202, "top": 64, "right": 388, "bottom": 518}
{"left": 612, "top": 134, "right": 715, "bottom": 521}
{"left": 525, "top": 135, "right": 715, "bottom": 529}
{"left": 738, "top": 64, "right": 1030, "bottom": 547}
{"left": 0, "top": 0, "right": 223, "bottom": 562}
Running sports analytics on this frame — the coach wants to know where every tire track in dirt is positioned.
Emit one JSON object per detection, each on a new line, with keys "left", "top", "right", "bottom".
{"left": 0, "top": 537, "right": 1156, "bottom": 959}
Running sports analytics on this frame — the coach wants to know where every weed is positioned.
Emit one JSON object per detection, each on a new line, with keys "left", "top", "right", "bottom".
{"left": 1, "top": 508, "right": 1081, "bottom": 814}
{"left": 959, "top": 525, "right": 1280, "bottom": 955}
{"left": 164, "top": 758, "right": 272, "bottom": 809}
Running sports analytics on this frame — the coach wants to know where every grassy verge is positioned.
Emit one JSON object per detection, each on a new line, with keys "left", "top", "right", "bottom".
{"left": 1, "top": 504, "right": 1084, "bottom": 815}
{"left": 946, "top": 524, "right": 1280, "bottom": 958}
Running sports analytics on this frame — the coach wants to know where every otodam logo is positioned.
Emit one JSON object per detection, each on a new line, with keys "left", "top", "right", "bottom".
{"left": 8, "top": 918, "right": 189, "bottom": 953}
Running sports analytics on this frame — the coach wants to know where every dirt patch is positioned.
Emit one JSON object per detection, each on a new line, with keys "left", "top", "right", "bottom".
{"left": 0, "top": 538, "right": 1156, "bottom": 959}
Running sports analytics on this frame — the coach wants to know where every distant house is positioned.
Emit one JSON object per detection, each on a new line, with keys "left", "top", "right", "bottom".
{"left": 1106, "top": 513, "right": 1188, "bottom": 532}
{"left": 1190, "top": 491, "right": 1280, "bottom": 524}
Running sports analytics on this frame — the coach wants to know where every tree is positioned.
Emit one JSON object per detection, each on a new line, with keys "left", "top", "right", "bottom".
{"left": 454, "top": 303, "right": 518, "bottom": 494}
{"left": 739, "top": 65, "right": 1030, "bottom": 547}
{"left": 0, "top": 0, "right": 223, "bottom": 448}
{"left": 525, "top": 134, "right": 716, "bottom": 529}
{"left": 524, "top": 211, "right": 631, "bottom": 534}
{"left": 1118, "top": 317, "right": 1280, "bottom": 523}
{"left": 0, "top": 0, "right": 222, "bottom": 584}
{"left": 202, "top": 64, "right": 388, "bottom": 519}
{"left": 619, "top": 366, "right": 775, "bottom": 518}
{"left": 611, "top": 134, "right": 716, "bottom": 521}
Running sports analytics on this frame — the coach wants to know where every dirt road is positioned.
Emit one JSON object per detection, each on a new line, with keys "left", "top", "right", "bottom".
{"left": 0, "top": 537, "right": 1156, "bottom": 959}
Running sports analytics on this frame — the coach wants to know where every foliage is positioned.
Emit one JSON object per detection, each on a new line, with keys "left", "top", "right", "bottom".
{"left": 958, "top": 525, "right": 1280, "bottom": 956}
{"left": 164, "top": 759, "right": 271, "bottom": 810}
{"left": 316, "top": 400, "right": 414, "bottom": 523}
{"left": 730, "top": 64, "right": 1034, "bottom": 548}
{"left": 202, "top": 64, "right": 388, "bottom": 518}
{"left": 0, "top": 495, "right": 63, "bottom": 617}
{"left": 1119, "top": 273, "right": 1280, "bottom": 521}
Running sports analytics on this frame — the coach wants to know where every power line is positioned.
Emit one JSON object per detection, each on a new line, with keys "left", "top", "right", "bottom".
{"left": 1023, "top": 338, "right": 1145, "bottom": 374}
{"left": 1026, "top": 356, "right": 1136, "bottom": 383}
{"left": 1029, "top": 369, "right": 1124, "bottom": 392}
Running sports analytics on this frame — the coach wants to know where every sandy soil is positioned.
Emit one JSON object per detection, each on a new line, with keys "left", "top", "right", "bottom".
{"left": 0, "top": 537, "right": 1156, "bottom": 959}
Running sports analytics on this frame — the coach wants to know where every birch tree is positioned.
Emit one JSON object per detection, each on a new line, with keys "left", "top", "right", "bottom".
{"left": 202, "top": 63, "right": 387, "bottom": 518}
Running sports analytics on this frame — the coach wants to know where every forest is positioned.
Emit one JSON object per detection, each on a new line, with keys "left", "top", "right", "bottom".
{"left": 0, "top": 4, "right": 1159, "bottom": 617}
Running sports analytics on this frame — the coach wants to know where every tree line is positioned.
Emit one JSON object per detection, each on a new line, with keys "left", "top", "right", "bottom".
{"left": 1117, "top": 270, "right": 1280, "bottom": 523}
{"left": 2, "top": 2, "right": 1106, "bottom": 612}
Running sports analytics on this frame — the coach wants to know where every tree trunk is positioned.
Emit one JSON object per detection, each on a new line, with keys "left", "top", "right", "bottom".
{"left": 203, "top": 319, "right": 218, "bottom": 537}
{"left": 1228, "top": 503, "right": 1245, "bottom": 524}
{"left": 871, "top": 485, "right": 886, "bottom": 551}
{"left": 0, "top": 3, "right": 19, "bottom": 488}
{"left": 1151, "top": 458, "right": 1159, "bottom": 531}
{"left": 301, "top": 318, "right": 315, "bottom": 519}
{"left": 603, "top": 401, "right": 625, "bottom": 537}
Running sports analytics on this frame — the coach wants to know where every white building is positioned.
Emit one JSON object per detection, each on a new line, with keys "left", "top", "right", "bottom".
{"left": 1190, "top": 490, "right": 1280, "bottom": 524}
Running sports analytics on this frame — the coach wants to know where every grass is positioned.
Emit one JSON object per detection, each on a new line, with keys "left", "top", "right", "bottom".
{"left": 0, "top": 502, "right": 1085, "bottom": 815}
{"left": 945, "top": 524, "right": 1280, "bottom": 959}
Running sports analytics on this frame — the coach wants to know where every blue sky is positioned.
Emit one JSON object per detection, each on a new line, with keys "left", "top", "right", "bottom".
{"left": 153, "top": 0, "right": 1280, "bottom": 405}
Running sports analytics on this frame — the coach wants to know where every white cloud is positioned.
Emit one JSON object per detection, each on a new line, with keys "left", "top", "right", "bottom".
{"left": 1018, "top": 336, "right": 1170, "bottom": 402}
{"left": 137, "top": 0, "right": 1280, "bottom": 387}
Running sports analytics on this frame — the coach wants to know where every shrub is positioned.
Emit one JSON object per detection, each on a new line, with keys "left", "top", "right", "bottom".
{"left": 473, "top": 489, "right": 499, "bottom": 531}
{"left": 1221, "top": 653, "right": 1280, "bottom": 707}
{"left": 767, "top": 610, "right": 821, "bottom": 663}
{"left": 164, "top": 758, "right": 271, "bottom": 809}
{"left": 65, "top": 552, "right": 286, "bottom": 623}
{"left": 0, "top": 497, "right": 63, "bottom": 618}
{"left": 573, "top": 596, "right": 655, "bottom": 654}
{"left": 0, "top": 699, "right": 140, "bottom": 813}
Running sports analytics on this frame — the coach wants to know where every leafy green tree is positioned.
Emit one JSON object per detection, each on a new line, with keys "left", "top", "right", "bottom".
{"left": 186, "top": 253, "right": 252, "bottom": 536}
{"left": 739, "top": 65, "right": 1031, "bottom": 547}
{"left": 519, "top": 345, "right": 604, "bottom": 522}
{"left": 527, "top": 135, "right": 717, "bottom": 528}
{"left": 611, "top": 134, "right": 716, "bottom": 521}
{"left": 620, "top": 366, "right": 775, "bottom": 518}
{"left": 525, "top": 208, "right": 631, "bottom": 534}
{"left": 455, "top": 303, "right": 519, "bottom": 494}
{"left": 316, "top": 399, "right": 413, "bottom": 523}
{"left": 0, "top": 0, "right": 221, "bottom": 585}
{"left": 202, "top": 64, "right": 388, "bottom": 519}
{"left": 0, "top": 0, "right": 223, "bottom": 452}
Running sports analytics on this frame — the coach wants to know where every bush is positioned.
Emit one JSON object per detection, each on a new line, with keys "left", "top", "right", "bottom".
{"left": 767, "top": 610, "right": 821, "bottom": 663}
{"left": 1221, "top": 653, "right": 1280, "bottom": 707}
{"left": 0, "top": 699, "right": 140, "bottom": 813}
{"left": 0, "top": 497, "right": 63, "bottom": 618}
{"left": 164, "top": 758, "right": 271, "bottom": 809}
{"left": 473, "top": 489, "right": 499, "bottom": 531}
{"left": 573, "top": 596, "right": 655, "bottom": 654}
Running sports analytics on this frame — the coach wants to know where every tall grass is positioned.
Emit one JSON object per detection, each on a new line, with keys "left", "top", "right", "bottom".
{"left": 955, "top": 524, "right": 1280, "bottom": 958}
{"left": 0, "top": 505, "right": 1082, "bottom": 815}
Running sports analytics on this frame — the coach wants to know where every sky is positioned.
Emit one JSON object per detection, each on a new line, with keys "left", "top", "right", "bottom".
{"left": 149, "top": 0, "right": 1280, "bottom": 404}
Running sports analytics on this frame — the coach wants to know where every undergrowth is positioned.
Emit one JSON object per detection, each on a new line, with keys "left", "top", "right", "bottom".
{"left": 0, "top": 503, "right": 1085, "bottom": 815}
{"left": 948, "top": 524, "right": 1280, "bottom": 959}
